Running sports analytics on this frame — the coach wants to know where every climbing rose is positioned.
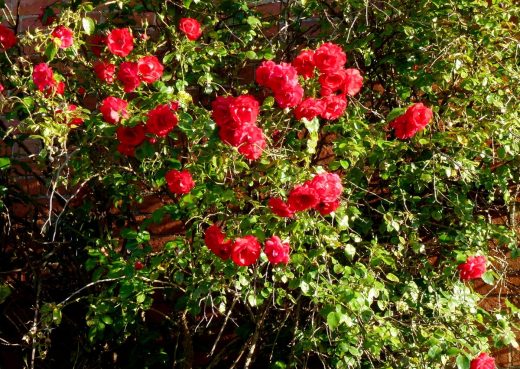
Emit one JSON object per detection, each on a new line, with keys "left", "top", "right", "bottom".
{"left": 311, "top": 173, "right": 343, "bottom": 204}
{"left": 268, "top": 197, "right": 294, "bottom": 218}
{"left": 287, "top": 184, "right": 320, "bottom": 212}
{"left": 137, "top": 56, "right": 164, "bottom": 84}
{"left": 470, "top": 353, "right": 495, "bottom": 369}
{"left": 389, "top": 103, "right": 433, "bottom": 139}
{"left": 314, "top": 42, "right": 347, "bottom": 73}
{"left": 319, "top": 69, "right": 347, "bottom": 96}
{"left": 32, "top": 63, "right": 55, "bottom": 91}
{"left": 0, "top": 84, "right": 4, "bottom": 93}
{"left": 117, "top": 62, "right": 140, "bottom": 92}
{"left": 274, "top": 84, "right": 304, "bottom": 109}
{"left": 116, "top": 125, "right": 146, "bottom": 147}
{"left": 294, "top": 98, "right": 325, "bottom": 121}
{"left": 93, "top": 61, "right": 116, "bottom": 84}
{"left": 117, "top": 144, "right": 136, "bottom": 156}
{"left": 292, "top": 49, "right": 315, "bottom": 79}
{"left": 99, "top": 96, "right": 129, "bottom": 124}
{"left": 106, "top": 28, "right": 134, "bottom": 57}
{"left": 165, "top": 170, "right": 195, "bottom": 195}
{"left": 458, "top": 255, "right": 487, "bottom": 281}
{"left": 315, "top": 200, "right": 340, "bottom": 215}
{"left": 264, "top": 236, "right": 290, "bottom": 265}
{"left": 211, "top": 96, "right": 235, "bottom": 126}
{"left": 146, "top": 103, "right": 178, "bottom": 137}
{"left": 65, "top": 104, "right": 83, "bottom": 126}
{"left": 204, "top": 225, "right": 232, "bottom": 260}
{"left": 51, "top": 25, "right": 73, "bottom": 49}
{"left": 320, "top": 95, "right": 347, "bottom": 120}
{"left": 255, "top": 60, "right": 277, "bottom": 88}
{"left": 179, "top": 18, "right": 202, "bottom": 41}
{"left": 0, "top": 25, "right": 16, "bottom": 49}
{"left": 343, "top": 68, "right": 363, "bottom": 96}
{"left": 229, "top": 95, "right": 260, "bottom": 125}
{"left": 236, "top": 124, "right": 266, "bottom": 160}
{"left": 231, "top": 236, "right": 261, "bottom": 266}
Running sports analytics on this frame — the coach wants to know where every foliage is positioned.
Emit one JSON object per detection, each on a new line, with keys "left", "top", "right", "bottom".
{"left": 0, "top": 0, "right": 519, "bottom": 368}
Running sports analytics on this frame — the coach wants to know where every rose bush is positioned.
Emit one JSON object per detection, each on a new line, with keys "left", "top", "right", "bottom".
{"left": 0, "top": 0, "right": 518, "bottom": 368}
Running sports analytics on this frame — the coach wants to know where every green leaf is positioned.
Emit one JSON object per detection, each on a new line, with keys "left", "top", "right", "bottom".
{"left": 327, "top": 311, "right": 340, "bottom": 330}
{"left": 0, "top": 157, "right": 10, "bottom": 170}
{"left": 101, "top": 315, "right": 113, "bottom": 325}
{"left": 456, "top": 354, "right": 470, "bottom": 369}
{"left": 0, "top": 284, "right": 11, "bottom": 304}
{"left": 386, "top": 108, "right": 407, "bottom": 123}
{"left": 82, "top": 17, "right": 95, "bottom": 35}
{"left": 481, "top": 271, "right": 494, "bottom": 285}
{"left": 44, "top": 40, "right": 59, "bottom": 61}
{"left": 386, "top": 273, "right": 400, "bottom": 282}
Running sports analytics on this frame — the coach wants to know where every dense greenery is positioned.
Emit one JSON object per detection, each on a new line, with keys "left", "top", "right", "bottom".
{"left": 0, "top": 0, "right": 519, "bottom": 368}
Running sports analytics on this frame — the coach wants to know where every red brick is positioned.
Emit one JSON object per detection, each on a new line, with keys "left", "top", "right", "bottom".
{"left": 17, "top": 15, "right": 41, "bottom": 33}
{"left": 15, "top": 0, "right": 57, "bottom": 16}
{"left": 254, "top": 1, "right": 281, "bottom": 17}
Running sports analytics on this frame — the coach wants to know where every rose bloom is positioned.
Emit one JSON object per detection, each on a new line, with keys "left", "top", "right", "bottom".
{"left": 106, "top": 28, "right": 134, "bottom": 57}
{"left": 319, "top": 69, "right": 346, "bottom": 96}
{"left": 343, "top": 68, "right": 363, "bottom": 96}
{"left": 65, "top": 104, "right": 83, "bottom": 126}
{"left": 117, "top": 144, "right": 136, "bottom": 156}
{"left": 264, "top": 236, "right": 290, "bottom": 265}
{"left": 274, "top": 84, "right": 304, "bottom": 109}
{"left": 32, "top": 63, "right": 55, "bottom": 91}
{"left": 256, "top": 61, "right": 299, "bottom": 91}
{"left": 255, "top": 60, "right": 277, "bottom": 88}
{"left": 315, "top": 200, "right": 340, "bottom": 215}
{"left": 146, "top": 103, "right": 178, "bottom": 137}
{"left": 292, "top": 49, "right": 315, "bottom": 79}
{"left": 165, "top": 169, "right": 195, "bottom": 195}
{"left": 99, "top": 96, "right": 129, "bottom": 124}
{"left": 237, "top": 124, "right": 266, "bottom": 160}
{"left": 179, "top": 18, "right": 202, "bottom": 41}
{"left": 287, "top": 184, "right": 320, "bottom": 212}
{"left": 50, "top": 80, "right": 65, "bottom": 96}
{"left": 0, "top": 84, "right": 4, "bottom": 93}
{"left": 88, "top": 34, "right": 106, "bottom": 56}
{"left": 0, "top": 24, "right": 16, "bottom": 50}
{"left": 93, "top": 61, "right": 116, "bottom": 84}
{"left": 320, "top": 95, "right": 347, "bottom": 120}
{"left": 268, "top": 197, "right": 294, "bottom": 218}
{"left": 314, "top": 42, "right": 347, "bottom": 73}
{"left": 211, "top": 95, "right": 235, "bottom": 127}
{"left": 231, "top": 235, "right": 261, "bottom": 266}
{"left": 51, "top": 25, "right": 73, "bottom": 49}
{"left": 470, "top": 353, "right": 495, "bottom": 369}
{"left": 229, "top": 95, "right": 260, "bottom": 125}
{"left": 204, "top": 224, "right": 232, "bottom": 260}
{"left": 458, "top": 255, "right": 487, "bottom": 281}
{"left": 218, "top": 121, "right": 247, "bottom": 147}
{"left": 294, "top": 98, "right": 325, "bottom": 121}
{"left": 310, "top": 172, "right": 343, "bottom": 204}
{"left": 117, "top": 62, "right": 140, "bottom": 92}
{"left": 390, "top": 103, "right": 433, "bottom": 139}
{"left": 116, "top": 125, "right": 146, "bottom": 147}
{"left": 137, "top": 55, "right": 164, "bottom": 84}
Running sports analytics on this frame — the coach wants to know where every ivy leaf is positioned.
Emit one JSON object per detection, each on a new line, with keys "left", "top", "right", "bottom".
{"left": 82, "top": 17, "right": 96, "bottom": 35}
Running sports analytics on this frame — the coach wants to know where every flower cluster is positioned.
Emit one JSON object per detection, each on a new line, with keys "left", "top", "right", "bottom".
{"left": 165, "top": 169, "right": 195, "bottom": 195}
{"left": 257, "top": 42, "right": 363, "bottom": 121}
{"left": 205, "top": 225, "right": 290, "bottom": 266}
{"left": 458, "top": 255, "right": 487, "bottom": 281}
{"left": 470, "top": 353, "right": 495, "bottom": 369}
{"left": 389, "top": 103, "right": 433, "bottom": 139}
{"left": 269, "top": 172, "right": 343, "bottom": 217}
{"left": 32, "top": 63, "right": 64, "bottom": 95}
{"left": 211, "top": 95, "right": 266, "bottom": 160}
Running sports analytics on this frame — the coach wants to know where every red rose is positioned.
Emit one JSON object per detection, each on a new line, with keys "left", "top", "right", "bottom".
{"left": 320, "top": 95, "right": 347, "bottom": 120}
{"left": 51, "top": 25, "right": 73, "bottom": 49}
{"left": 165, "top": 169, "right": 195, "bottom": 195}
{"left": 117, "top": 62, "right": 140, "bottom": 92}
{"left": 255, "top": 60, "right": 276, "bottom": 88}
{"left": 256, "top": 61, "right": 299, "bottom": 92}
{"left": 314, "top": 42, "right": 347, "bottom": 73}
{"left": 287, "top": 184, "right": 320, "bottom": 212}
{"left": 52, "top": 81, "right": 65, "bottom": 96}
{"left": 134, "top": 261, "right": 144, "bottom": 270}
{"left": 458, "top": 255, "right": 487, "bottom": 281}
{"left": 146, "top": 103, "right": 178, "bottom": 137}
{"left": 294, "top": 98, "right": 325, "bottom": 121}
{"left": 0, "top": 84, "right": 4, "bottom": 93}
{"left": 116, "top": 125, "right": 146, "bottom": 147}
{"left": 117, "top": 144, "right": 136, "bottom": 156}
{"left": 179, "top": 18, "right": 202, "bottom": 41}
{"left": 88, "top": 34, "right": 106, "bottom": 56}
{"left": 106, "top": 28, "right": 134, "bottom": 57}
{"left": 0, "top": 25, "right": 16, "bottom": 50}
{"left": 319, "top": 69, "right": 347, "bottom": 96}
{"left": 237, "top": 124, "right": 266, "bottom": 160}
{"left": 292, "top": 49, "right": 315, "bottom": 79}
{"left": 99, "top": 96, "right": 129, "bottom": 124}
{"left": 137, "top": 56, "right": 164, "bottom": 84}
{"left": 229, "top": 95, "right": 260, "bottom": 125}
{"left": 204, "top": 224, "right": 232, "bottom": 260}
{"left": 470, "top": 353, "right": 495, "bottom": 369}
{"left": 310, "top": 173, "right": 343, "bottom": 204}
{"left": 93, "top": 61, "right": 116, "bottom": 84}
{"left": 78, "top": 87, "right": 86, "bottom": 95}
{"left": 211, "top": 96, "right": 235, "bottom": 127}
{"left": 343, "top": 68, "right": 363, "bottom": 96}
{"left": 274, "top": 84, "right": 304, "bottom": 109}
{"left": 33, "top": 63, "right": 55, "bottom": 91}
{"left": 315, "top": 200, "right": 340, "bottom": 215}
{"left": 231, "top": 235, "right": 261, "bottom": 266}
{"left": 389, "top": 103, "right": 433, "bottom": 139}
{"left": 268, "top": 197, "right": 294, "bottom": 218}
{"left": 264, "top": 236, "right": 290, "bottom": 265}
{"left": 65, "top": 104, "right": 84, "bottom": 126}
